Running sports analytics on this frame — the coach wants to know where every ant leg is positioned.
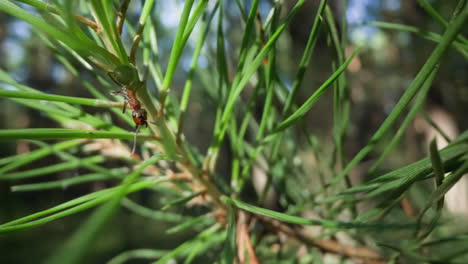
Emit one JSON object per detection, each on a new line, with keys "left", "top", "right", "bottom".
{"left": 116, "top": 0, "right": 131, "bottom": 35}
{"left": 111, "top": 89, "right": 129, "bottom": 113}
{"left": 122, "top": 102, "right": 127, "bottom": 113}
{"left": 111, "top": 89, "right": 127, "bottom": 96}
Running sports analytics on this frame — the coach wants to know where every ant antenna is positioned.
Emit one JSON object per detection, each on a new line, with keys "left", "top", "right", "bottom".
{"left": 131, "top": 124, "right": 141, "bottom": 154}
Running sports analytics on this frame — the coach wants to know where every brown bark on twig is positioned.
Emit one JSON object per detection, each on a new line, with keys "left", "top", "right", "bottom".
{"left": 237, "top": 212, "right": 260, "bottom": 264}
{"left": 75, "top": 15, "right": 100, "bottom": 32}
{"left": 257, "top": 214, "right": 387, "bottom": 264}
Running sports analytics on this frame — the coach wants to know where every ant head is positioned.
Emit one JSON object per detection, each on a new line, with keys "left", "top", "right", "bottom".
{"left": 132, "top": 109, "right": 148, "bottom": 127}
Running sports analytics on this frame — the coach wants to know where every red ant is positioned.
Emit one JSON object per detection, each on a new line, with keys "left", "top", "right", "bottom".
{"left": 112, "top": 88, "right": 148, "bottom": 154}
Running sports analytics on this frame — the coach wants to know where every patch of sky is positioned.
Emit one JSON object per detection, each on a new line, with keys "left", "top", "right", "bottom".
{"left": 346, "top": 0, "right": 400, "bottom": 45}
{"left": 259, "top": 0, "right": 272, "bottom": 21}
{"left": 347, "top": 0, "right": 379, "bottom": 44}
{"left": 383, "top": 0, "right": 401, "bottom": 11}
{"left": 51, "top": 63, "right": 67, "bottom": 84}
{"left": 157, "top": 0, "right": 220, "bottom": 75}
{"left": 198, "top": 55, "right": 208, "bottom": 68}
{"left": 158, "top": 1, "right": 184, "bottom": 28}
{"left": 1, "top": 83, "right": 18, "bottom": 92}
{"left": 3, "top": 39, "right": 25, "bottom": 69}
{"left": 15, "top": 1, "right": 39, "bottom": 14}
{"left": 9, "top": 20, "right": 31, "bottom": 40}
{"left": 181, "top": 54, "right": 192, "bottom": 72}
{"left": 347, "top": 0, "right": 381, "bottom": 25}
{"left": 4, "top": 21, "right": 29, "bottom": 71}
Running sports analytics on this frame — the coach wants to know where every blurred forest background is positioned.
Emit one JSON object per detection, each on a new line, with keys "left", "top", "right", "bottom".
{"left": 0, "top": 0, "right": 467, "bottom": 263}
